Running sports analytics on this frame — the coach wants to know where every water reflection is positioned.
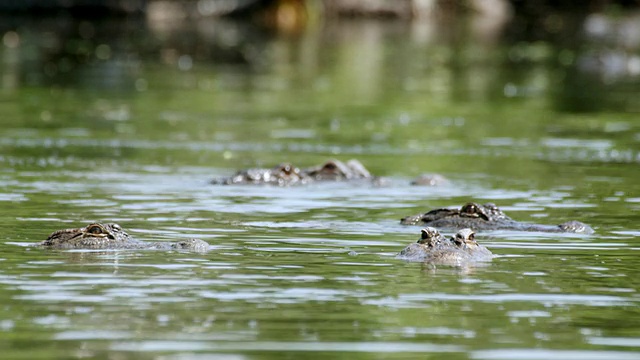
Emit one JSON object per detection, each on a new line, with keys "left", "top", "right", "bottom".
{"left": 1, "top": 9, "right": 638, "bottom": 111}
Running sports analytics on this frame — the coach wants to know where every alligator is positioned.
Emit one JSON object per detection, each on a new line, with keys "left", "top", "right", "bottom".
{"left": 211, "top": 158, "right": 447, "bottom": 187}
{"left": 211, "top": 159, "right": 373, "bottom": 186}
{"left": 39, "top": 223, "right": 210, "bottom": 252}
{"left": 396, "top": 227, "right": 493, "bottom": 265}
{"left": 400, "top": 202, "right": 594, "bottom": 234}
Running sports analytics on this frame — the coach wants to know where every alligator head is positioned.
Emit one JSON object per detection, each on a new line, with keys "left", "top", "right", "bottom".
{"left": 401, "top": 202, "right": 593, "bottom": 234}
{"left": 41, "top": 222, "right": 133, "bottom": 249}
{"left": 303, "top": 159, "right": 371, "bottom": 181}
{"left": 452, "top": 202, "right": 511, "bottom": 222}
{"left": 222, "top": 162, "right": 306, "bottom": 185}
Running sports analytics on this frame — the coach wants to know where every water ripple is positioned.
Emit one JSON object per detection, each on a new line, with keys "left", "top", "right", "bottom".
{"left": 111, "top": 340, "right": 464, "bottom": 353}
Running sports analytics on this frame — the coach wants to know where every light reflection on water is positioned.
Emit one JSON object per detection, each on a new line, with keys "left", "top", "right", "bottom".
{"left": 365, "top": 293, "right": 636, "bottom": 307}
{"left": 111, "top": 340, "right": 465, "bottom": 353}
{"left": 471, "top": 349, "right": 640, "bottom": 360}
{"left": 4, "top": 135, "right": 640, "bottom": 165}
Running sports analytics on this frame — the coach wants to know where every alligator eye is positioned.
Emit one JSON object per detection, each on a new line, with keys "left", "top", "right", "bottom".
{"left": 280, "top": 164, "right": 292, "bottom": 174}
{"left": 461, "top": 203, "right": 478, "bottom": 214}
{"left": 420, "top": 227, "right": 439, "bottom": 241}
{"left": 87, "top": 225, "right": 103, "bottom": 234}
{"left": 323, "top": 162, "right": 337, "bottom": 171}
{"left": 467, "top": 233, "right": 475, "bottom": 241}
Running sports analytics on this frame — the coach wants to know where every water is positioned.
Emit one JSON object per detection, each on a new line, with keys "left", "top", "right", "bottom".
{"left": 1, "top": 11, "right": 640, "bottom": 359}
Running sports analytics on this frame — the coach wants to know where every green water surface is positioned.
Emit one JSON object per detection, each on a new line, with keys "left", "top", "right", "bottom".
{"left": 0, "top": 13, "right": 640, "bottom": 360}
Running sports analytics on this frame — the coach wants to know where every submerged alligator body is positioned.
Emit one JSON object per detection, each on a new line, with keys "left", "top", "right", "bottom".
{"left": 40, "top": 223, "right": 209, "bottom": 252}
{"left": 396, "top": 227, "right": 493, "bottom": 265}
{"left": 401, "top": 202, "right": 594, "bottom": 234}
{"left": 211, "top": 159, "right": 446, "bottom": 187}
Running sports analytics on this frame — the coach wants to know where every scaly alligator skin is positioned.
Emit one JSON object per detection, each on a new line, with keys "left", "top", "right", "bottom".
{"left": 211, "top": 159, "right": 373, "bottom": 186}
{"left": 40, "top": 223, "right": 209, "bottom": 252}
{"left": 211, "top": 162, "right": 310, "bottom": 186}
{"left": 400, "top": 202, "right": 594, "bottom": 234}
{"left": 396, "top": 227, "right": 493, "bottom": 265}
